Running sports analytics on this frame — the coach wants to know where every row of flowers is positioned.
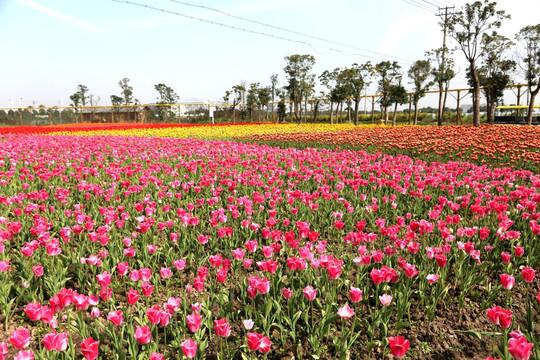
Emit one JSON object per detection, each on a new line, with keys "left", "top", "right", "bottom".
{"left": 238, "top": 124, "right": 540, "bottom": 172}
{"left": 0, "top": 133, "right": 538, "bottom": 359}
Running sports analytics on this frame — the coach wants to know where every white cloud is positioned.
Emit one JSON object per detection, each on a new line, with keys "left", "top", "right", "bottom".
{"left": 14, "top": 0, "right": 107, "bottom": 34}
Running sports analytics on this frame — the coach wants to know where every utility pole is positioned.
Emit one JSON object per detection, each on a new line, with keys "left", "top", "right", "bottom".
{"left": 436, "top": 6, "right": 455, "bottom": 126}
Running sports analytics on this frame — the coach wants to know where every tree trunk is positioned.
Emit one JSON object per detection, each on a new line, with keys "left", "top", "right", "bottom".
{"left": 392, "top": 102, "right": 398, "bottom": 126}
{"left": 384, "top": 105, "right": 389, "bottom": 125}
{"left": 354, "top": 99, "right": 360, "bottom": 126}
{"left": 304, "top": 98, "right": 308, "bottom": 123}
{"left": 250, "top": 109, "right": 253, "bottom": 124}
{"left": 289, "top": 102, "right": 293, "bottom": 123}
{"left": 486, "top": 89, "right": 494, "bottom": 125}
{"left": 526, "top": 85, "right": 539, "bottom": 126}
{"left": 437, "top": 80, "right": 444, "bottom": 126}
{"left": 339, "top": 102, "right": 343, "bottom": 124}
{"left": 442, "top": 84, "right": 450, "bottom": 125}
{"left": 232, "top": 105, "right": 236, "bottom": 125}
{"left": 330, "top": 102, "right": 334, "bottom": 124}
{"left": 413, "top": 100, "right": 419, "bottom": 125}
{"left": 470, "top": 62, "right": 481, "bottom": 127}
{"left": 408, "top": 95, "right": 412, "bottom": 125}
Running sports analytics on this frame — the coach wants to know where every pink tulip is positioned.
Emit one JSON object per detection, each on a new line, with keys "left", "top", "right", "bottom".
{"left": 134, "top": 325, "right": 151, "bottom": 345}
{"left": 349, "top": 286, "right": 363, "bottom": 303}
{"left": 487, "top": 306, "right": 512, "bottom": 328}
{"left": 500, "top": 273, "right": 515, "bottom": 290}
{"left": 282, "top": 287, "right": 293, "bottom": 299}
{"left": 0, "top": 343, "right": 8, "bottom": 360}
{"left": 508, "top": 336, "right": 534, "bottom": 360}
{"left": 9, "top": 328, "right": 31, "bottom": 349}
{"left": 187, "top": 312, "right": 202, "bottom": 332}
{"left": 32, "top": 265, "right": 44, "bottom": 277}
{"left": 181, "top": 339, "right": 197, "bottom": 359}
{"left": 214, "top": 318, "right": 231, "bottom": 337}
{"left": 303, "top": 286, "right": 317, "bottom": 301}
{"left": 42, "top": 331, "right": 69, "bottom": 351}
{"left": 14, "top": 351, "right": 34, "bottom": 360}
{"left": 379, "top": 293, "right": 393, "bottom": 306}
{"left": 337, "top": 304, "right": 355, "bottom": 319}
{"left": 150, "top": 352, "right": 165, "bottom": 360}
{"left": 243, "top": 319, "right": 254, "bottom": 330}
{"left": 107, "top": 310, "right": 123, "bottom": 326}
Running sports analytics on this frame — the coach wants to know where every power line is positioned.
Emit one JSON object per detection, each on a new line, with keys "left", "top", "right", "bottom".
{"left": 401, "top": 0, "right": 437, "bottom": 13}
{"left": 168, "top": 0, "right": 413, "bottom": 64}
{"left": 417, "top": 0, "right": 442, "bottom": 9}
{"left": 112, "top": 0, "right": 414, "bottom": 65}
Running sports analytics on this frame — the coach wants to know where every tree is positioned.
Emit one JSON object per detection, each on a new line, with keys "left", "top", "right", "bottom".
{"left": 477, "top": 33, "right": 515, "bottom": 124}
{"left": 277, "top": 100, "right": 287, "bottom": 123}
{"left": 257, "top": 86, "right": 271, "bottom": 122}
{"left": 70, "top": 84, "right": 89, "bottom": 107}
{"left": 246, "top": 83, "right": 260, "bottom": 123}
{"left": 69, "top": 84, "right": 89, "bottom": 123}
{"left": 223, "top": 83, "right": 245, "bottom": 124}
{"left": 270, "top": 74, "right": 279, "bottom": 121}
{"left": 340, "top": 62, "right": 373, "bottom": 125}
{"left": 118, "top": 78, "right": 134, "bottom": 105}
{"left": 375, "top": 61, "right": 401, "bottom": 124}
{"left": 426, "top": 48, "right": 455, "bottom": 126}
{"left": 388, "top": 75, "right": 408, "bottom": 126}
{"left": 110, "top": 95, "right": 123, "bottom": 123}
{"left": 408, "top": 59, "right": 433, "bottom": 125}
{"left": 448, "top": 0, "right": 510, "bottom": 126}
{"left": 154, "top": 83, "right": 179, "bottom": 122}
{"left": 516, "top": 24, "right": 540, "bottom": 125}
{"left": 283, "top": 54, "right": 315, "bottom": 123}
{"left": 319, "top": 68, "right": 340, "bottom": 124}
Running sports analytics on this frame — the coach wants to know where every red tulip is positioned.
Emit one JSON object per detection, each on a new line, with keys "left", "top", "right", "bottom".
{"left": 521, "top": 267, "right": 536, "bottom": 283}
{"left": 127, "top": 289, "right": 140, "bottom": 305}
{"left": 388, "top": 335, "right": 410, "bottom": 358}
{"left": 181, "top": 339, "right": 197, "bottom": 359}
{"left": 247, "top": 332, "right": 263, "bottom": 351}
{"left": 80, "top": 337, "right": 99, "bottom": 360}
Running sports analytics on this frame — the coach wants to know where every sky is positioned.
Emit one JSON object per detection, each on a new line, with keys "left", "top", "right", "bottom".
{"left": 0, "top": 0, "right": 539, "bottom": 108}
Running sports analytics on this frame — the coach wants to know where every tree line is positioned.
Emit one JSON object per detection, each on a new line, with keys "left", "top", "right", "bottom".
{"left": 223, "top": 1, "right": 539, "bottom": 127}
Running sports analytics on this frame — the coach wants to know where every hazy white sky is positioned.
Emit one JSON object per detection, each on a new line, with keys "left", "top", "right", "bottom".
{"left": 0, "top": 0, "right": 538, "bottom": 108}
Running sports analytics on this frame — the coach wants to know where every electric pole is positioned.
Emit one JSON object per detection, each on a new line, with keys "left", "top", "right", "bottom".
{"left": 437, "top": 6, "right": 454, "bottom": 126}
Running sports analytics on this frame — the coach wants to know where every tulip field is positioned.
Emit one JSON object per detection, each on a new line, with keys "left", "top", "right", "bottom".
{"left": 0, "top": 122, "right": 539, "bottom": 360}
